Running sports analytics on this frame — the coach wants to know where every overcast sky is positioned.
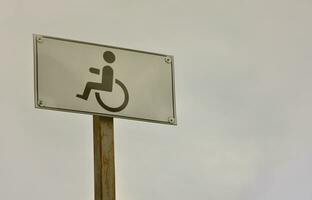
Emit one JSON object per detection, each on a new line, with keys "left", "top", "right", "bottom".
{"left": 1, "top": 0, "right": 312, "bottom": 200}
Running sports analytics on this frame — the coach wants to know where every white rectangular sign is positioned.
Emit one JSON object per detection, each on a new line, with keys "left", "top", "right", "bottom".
{"left": 33, "top": 34, "right": 177, "bottom": 125}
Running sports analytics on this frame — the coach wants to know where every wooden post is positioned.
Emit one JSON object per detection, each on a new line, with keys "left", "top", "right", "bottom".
{"left": 93, "top": 116, "right": 115, "bottom": 200}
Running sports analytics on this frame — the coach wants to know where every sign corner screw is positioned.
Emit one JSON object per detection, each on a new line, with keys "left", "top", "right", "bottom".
{"left": 168, "top": 117, "right": 175, "bottom": 124}
{"left": 37, "top": 36, "right": 43, "bottom": 43}
{"left": 165, "top": 56, "right": 172, "bottom": 64}
{"left": 38, "top": 100, "right": 43, "bottom": 107}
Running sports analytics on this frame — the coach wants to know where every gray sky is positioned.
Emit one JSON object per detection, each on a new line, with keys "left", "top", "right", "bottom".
{"left": 1, "top": 0, "right": 312, "bottom": 200}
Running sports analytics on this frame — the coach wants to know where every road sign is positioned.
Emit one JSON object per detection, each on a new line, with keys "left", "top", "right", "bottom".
{"left": 33, "top": 34, "right": 177, "bottom": 125}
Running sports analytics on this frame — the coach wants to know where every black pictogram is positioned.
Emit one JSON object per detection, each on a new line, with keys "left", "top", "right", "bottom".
{"left": 76, "top": 51, "right": 129, "bottom": 112}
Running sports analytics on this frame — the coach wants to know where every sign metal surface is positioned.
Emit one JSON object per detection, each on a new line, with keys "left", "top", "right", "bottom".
{"left": 33, "top": 34, "right": 177, "bottom": 125}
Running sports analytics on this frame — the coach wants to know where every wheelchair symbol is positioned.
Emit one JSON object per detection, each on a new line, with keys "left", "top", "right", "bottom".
{"left": 76, "top": 51, "right": 129, "bottom": 112}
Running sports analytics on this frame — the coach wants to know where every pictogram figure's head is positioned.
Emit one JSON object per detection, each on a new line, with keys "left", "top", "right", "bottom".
{"left": 103, "top": 51, "right": 115, "bottom": 63}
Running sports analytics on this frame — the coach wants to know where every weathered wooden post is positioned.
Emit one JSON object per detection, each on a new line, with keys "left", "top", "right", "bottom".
{"left": 93, "top": 116, "right": 115, "bottom": 200}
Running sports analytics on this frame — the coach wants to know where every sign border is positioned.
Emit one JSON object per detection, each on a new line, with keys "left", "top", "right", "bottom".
{"left": 33, "top": 34, "right": 177, "bottom": 125}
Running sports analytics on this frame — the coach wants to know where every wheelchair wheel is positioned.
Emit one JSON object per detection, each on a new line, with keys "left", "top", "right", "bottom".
{"left": 95, "top": 79, "right": 129, "bottom": 112}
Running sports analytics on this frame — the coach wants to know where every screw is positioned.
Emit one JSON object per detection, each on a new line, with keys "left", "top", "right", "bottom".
{"left": 37, "top": 36, "right": 43, "bottom": 43}
{"left": 165, "top": 56, "right": 172, "bottom": 64}
{"left": 38, "top": 100, "right": 43, "bottom": 107}
{"left": 168, "top": 117, "right": 175, "bottom": 124}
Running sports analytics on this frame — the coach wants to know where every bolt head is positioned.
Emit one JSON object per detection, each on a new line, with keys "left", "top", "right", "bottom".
{"left": 165, "top": 56, "right": 172, "bottom": 64}
{"left": 38, "top": 100, "right": 43, "bottom": 107}
{"left": 37, "top": 36, "right": 43, "bottom": 43}
{"left": 168, "top": 117, "right": 175, "bottom": 124}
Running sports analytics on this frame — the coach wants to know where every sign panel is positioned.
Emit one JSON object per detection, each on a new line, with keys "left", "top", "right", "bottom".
{"left": 33, "top": 34, "right": 177, "bottom": 125}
